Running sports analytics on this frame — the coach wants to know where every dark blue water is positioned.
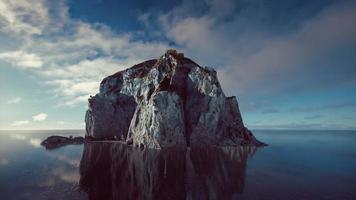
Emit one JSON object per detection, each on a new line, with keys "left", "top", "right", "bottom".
{"left": 0, "top": 130, "right": 355, "bottom": 200}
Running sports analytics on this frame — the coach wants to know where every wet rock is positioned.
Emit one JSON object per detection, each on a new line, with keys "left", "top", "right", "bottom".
{"left": 85, "top": 50, "right": 266, "bottom": 148}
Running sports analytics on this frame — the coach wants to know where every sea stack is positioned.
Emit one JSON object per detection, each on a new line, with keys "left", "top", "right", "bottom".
{"left": 85, "top": 49, "right": 265, "bottom": 148}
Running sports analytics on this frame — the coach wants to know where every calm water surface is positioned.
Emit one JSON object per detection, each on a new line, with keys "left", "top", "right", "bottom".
{"left": 0, "top": 130, "right": 355, "bottom": 200}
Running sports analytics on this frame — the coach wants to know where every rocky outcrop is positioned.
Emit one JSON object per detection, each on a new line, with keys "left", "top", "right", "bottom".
{"left": 41, "top": 136, "right": 84, "bottom": 149}
{"left": 85, "top": 49, "right": 265, "bottom": 148}
{"left": 79, "top": 142, "right": 257, "bottom": 200}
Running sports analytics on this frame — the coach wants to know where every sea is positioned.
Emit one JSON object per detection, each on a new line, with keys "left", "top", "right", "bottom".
{"left": 0, "top": 130, "right": 355, "bottom": 200}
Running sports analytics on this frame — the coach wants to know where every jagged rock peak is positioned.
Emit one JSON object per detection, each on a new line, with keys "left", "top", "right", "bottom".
{"left": 85, "top": 49, "right": 265, "bottom": 149}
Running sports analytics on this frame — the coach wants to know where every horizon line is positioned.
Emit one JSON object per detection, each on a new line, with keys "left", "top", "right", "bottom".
{"left": 0, "top": 128, "right": 355, "bottom": 132}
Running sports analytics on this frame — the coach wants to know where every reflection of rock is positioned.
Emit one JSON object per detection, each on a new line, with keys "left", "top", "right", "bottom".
{"left": 41, "top": 136, "right": 84, "bottom": 149}
{"left": 79, "top": 142, "right": 257, "bottom": 200}
{"left": 85, "top": 50, "right": 265, "bottom": 148}
{"left": 187, "top": 147, "right": 256, "bottom": 199}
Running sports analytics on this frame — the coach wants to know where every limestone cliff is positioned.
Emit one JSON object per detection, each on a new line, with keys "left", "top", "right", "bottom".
{"left": 85, "top": 50, "right": 265, "bottom": 148}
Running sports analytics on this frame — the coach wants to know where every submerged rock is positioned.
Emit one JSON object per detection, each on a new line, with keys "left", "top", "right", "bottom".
{"left": 85, "top": 49, "right": 265, "bottom": 148}
{"left": 41, "top": 136, "right": 84, "bottom": 149}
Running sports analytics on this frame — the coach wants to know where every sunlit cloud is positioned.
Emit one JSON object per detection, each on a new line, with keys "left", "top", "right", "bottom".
{"left": 0, "top": 0, "right": 170, "bottom": 107}
{"left": 56, "top": 121, "right": 66, "bottom": 125}
{"left": 0, "top": 50, "right": 43, "bottom": 68}
{"left": 7, "top": 97, "right": 21, "bottom": 104}
{"left": 11, "top": 120, "right": 30, "bottom": 126}
{"left": 63, "top": 95, "right": 90, "bottom": 106}
{"left": 32, "top": 113, "right": 48, "bottom": 121}
{"left": 0, "top": 0, "right": 49, "bottom": 36}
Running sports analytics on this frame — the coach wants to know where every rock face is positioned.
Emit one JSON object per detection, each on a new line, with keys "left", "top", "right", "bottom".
{"left": 85, "top": 49, "right": 264, "bottom": 148}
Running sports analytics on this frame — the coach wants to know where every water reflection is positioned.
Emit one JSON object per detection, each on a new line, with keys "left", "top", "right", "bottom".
{"left": 79, "top": 142, "right": 257, "bottom": 200}
{"left": 0, "top": 130, "right": 87, "bottom": 200}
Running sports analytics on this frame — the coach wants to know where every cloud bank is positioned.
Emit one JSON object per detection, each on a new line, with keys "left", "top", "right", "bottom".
{"left": 0, "top": 0, "right": 171, "bottom": 106}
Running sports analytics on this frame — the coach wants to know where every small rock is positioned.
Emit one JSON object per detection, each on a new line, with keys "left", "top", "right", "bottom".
{"left": 41, "top": 136, "right": 84, "bottom": 149}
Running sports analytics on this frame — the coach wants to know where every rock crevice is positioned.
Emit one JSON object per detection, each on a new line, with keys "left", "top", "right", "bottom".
{"left": 85, "top": 50, "right": 265, "bottom": 148}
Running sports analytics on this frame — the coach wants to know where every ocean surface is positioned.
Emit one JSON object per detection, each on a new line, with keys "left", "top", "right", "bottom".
{"left": 0, "top": 130, "right": 355, "bottom": 200}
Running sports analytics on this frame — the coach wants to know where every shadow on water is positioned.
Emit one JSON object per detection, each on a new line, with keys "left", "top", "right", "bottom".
{"left": 79, "top": 142, "right": 257, "bottom": 200}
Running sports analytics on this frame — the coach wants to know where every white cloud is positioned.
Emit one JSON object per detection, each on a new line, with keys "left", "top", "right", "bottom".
{"left": 56, "top": 121, "right": 66, "bottom": 125}
{"left": 7, "top": 97, "right": 21, "bottom": 104}
{"left": 167, "top": 16, "right": 217, "bottom": 50}
{"left": 64, "top": 95, "right": 90, "bottom": 106}
{"left": 46, "top": 80, "right": 99, "bottom": 97}
{"left": 0, "top": 50, "right": 43, "bottom": 68}
{"left": 0, "top": 0, "right": 171, "bottom": 106}
{"left": 32, "top": 113, "right": 48, "bottom": 121}
{"left": 0, "top": 0, "right": 49, "bottom": 36}
{"left": 11, "top": 120, "right": 29, "bottom": 126}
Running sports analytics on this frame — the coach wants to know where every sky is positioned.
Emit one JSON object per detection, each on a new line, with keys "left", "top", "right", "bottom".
{"left": 0, "top": 0, "right": 355, "bottom": 130}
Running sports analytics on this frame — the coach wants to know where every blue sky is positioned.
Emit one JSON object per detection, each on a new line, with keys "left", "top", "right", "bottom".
{"left": 0, "top": 0, "right": 355, "bottom": 130}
